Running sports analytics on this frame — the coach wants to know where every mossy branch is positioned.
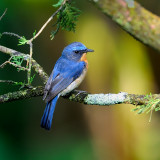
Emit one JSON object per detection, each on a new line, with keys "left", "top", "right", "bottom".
{"left": 89, "top": 0, "right": 160, "bottom": 51}
{"left": 1, "top": 88, "right": 160, "bottom": 116}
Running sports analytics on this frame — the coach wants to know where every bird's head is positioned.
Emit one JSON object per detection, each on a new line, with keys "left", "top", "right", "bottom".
{"left": 62, "top": 42, "right": 94, "bottom": 61}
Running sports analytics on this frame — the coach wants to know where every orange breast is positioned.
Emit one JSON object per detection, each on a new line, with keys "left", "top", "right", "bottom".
{"left": 80, "top": 53, "right": 88, "bottom": 68}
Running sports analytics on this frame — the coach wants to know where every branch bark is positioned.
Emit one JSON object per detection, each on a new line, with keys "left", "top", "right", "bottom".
{"left": 89, "top": 0, "right": 160, "bottom": 51}
{"left": 0, "top": 9, "right": 7, "bottom": 21}
{"left": 0, "top": 87, "right": 160, "bottom": 112}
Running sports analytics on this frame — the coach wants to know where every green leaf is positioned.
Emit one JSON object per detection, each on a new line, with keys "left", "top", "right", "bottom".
{"left": 18, "top": 36, "right": 28, "bottom": 45}
{"left": 14, "top": 81, "right": 25, "bottom": 86}
{"left": 33, "top": 30, "right": 36, "bottom": 38}
{"left": 50, "top": 31, "right": 55, "bottom": 40}
{"left": 137, "top": 108, "right": 144, "bottom": 114}
{"left": 11, "top": 56, "right": 24, "bottom": 65}
{"left": 10, "top": 55, "right": 24, "bottom": 71}
{"left": 50, "top": 2, "right": 81, "bottom": 39}
{"left": 50, "top": 23, "right": 60, "bottom": 40}
{"left": 155, "top": 107, "right": 160, "bottom": 111}
{"left": 58, "top": 3, "right": 81, "bottom": 32}
{"left": 29, "top": 74, "right": 35, "bottom": 84}
{"left": 53, "top": 0, "right": 64, "bottom": 8}
{"left": 131, "top": 108, "right": 139, "bottom": 112}
{"left": 14, "top": 81, "right": 26, "bottom": 90}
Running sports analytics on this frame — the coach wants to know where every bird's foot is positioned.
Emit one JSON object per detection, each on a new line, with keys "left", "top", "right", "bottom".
{"left": 75, "top": 90, "right": 87, "bottom": 97}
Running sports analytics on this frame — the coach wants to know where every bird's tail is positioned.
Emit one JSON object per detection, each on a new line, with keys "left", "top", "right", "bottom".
{"left": 41, "top": 95, "right": 59, "bottom": 130}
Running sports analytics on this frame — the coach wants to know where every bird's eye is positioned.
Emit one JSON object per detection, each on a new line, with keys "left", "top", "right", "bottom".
{"left": 75, "top": 50, "right": 79, "bottom": 54}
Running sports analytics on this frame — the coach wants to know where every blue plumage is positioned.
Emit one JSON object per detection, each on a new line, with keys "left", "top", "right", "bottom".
{"left": 41, "top": 95, "right": 59, "bottom": 130}
{"left": 41, "top": 42, "right": 94, "bottom": 130}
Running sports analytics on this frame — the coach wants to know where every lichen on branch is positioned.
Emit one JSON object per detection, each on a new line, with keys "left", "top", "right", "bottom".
{"left": 1, "top": 87, "right": 160, "bottom": 117}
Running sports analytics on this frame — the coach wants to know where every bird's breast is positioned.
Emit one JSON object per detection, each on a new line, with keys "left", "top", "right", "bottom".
{"left": 60, "top": 68, "right": 87, "bottom": 96}
{"left": 80, "top": 53, "right": 88, "bottom": 68}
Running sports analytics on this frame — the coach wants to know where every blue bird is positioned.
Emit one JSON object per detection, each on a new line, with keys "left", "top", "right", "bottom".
{"left": 41, "top": 42, "right": 94, "bottom": 130}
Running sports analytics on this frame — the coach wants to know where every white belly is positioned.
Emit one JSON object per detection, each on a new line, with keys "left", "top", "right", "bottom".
{"left": 60, "top": 68, "right": 87, "bottom": 96}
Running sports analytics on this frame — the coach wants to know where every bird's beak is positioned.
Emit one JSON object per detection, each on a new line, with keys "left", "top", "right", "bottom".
{"left": 86, "top": 48, "right": 94, "bottom": 53}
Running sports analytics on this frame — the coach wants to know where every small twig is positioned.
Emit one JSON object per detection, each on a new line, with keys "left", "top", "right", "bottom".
{"left": 0, "top": 60, "right": 29, "bottom": 71}
{"left": 0, "top": 9, "right": 7, "bottom": 21}
{"left": 1, "top": 32, "right": 21, "bottom": 39}
{"left": 27, "top": 42, "right": 33, "bottom": 84}
{"left": 0, "top": 61, "right": 9, "bottom": 68}
{"left": 9, "top": 61, "right": 29, "bottom": 71}
{"left": 0, "top": 45, "right": 49, "bottom": 83}
{"left": 0, "top": 80, "right": 33, "bottom": 89}
{"left": 0, "top": 80, "right": 18, "bottom": 84}
{"left": 0, "top": 56, "right": 13, "bottom": 68}
{"left": 0, "top": 55, "right": 28, "bottom": 71}
{"left": 28, "top": 0, "right": 67, "bottom": 42}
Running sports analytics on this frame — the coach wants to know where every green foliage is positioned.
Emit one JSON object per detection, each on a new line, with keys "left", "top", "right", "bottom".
{"left": 132, "top": 93, "right": 160, "bottom": 121}
{"left": 53, "top": 0, "right": 64, "bottom": 8}
{"left": 11, "top": 55, "right": 24, "bottom": 66}
{"left": 18, "top": 36, "right": 28, "bottom": 45}
{"left": 50, "top": 23, "right": 60, "bottom": 40}
{"left": 10, "top": 55, "right": 27, "bottom": 72}
{"left": 14, "top": 81, "right": 25, "bottom": 86}
{"left": 14, "top": 81, "right": 26, "bottom": 90}
{"left": 59, "top": 3, "right": 81, "bottom": 31}
{"left": 29, "top": 74, "right": 35, "bottom": 84}
{"left": 18, "top": 30, "right": 36, "bottom": 45}
{"left": 33, "top": 30, "right": 36, "bottom": 38}
{"left": 51, "top": 1, "right": 81, "bottom": 39}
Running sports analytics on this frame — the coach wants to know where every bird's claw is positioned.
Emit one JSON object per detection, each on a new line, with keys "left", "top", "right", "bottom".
{"left": 75, "top": 90, "right": 87, "bottom": 97}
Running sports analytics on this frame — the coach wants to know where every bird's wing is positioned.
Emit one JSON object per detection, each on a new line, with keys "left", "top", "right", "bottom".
{"left": 44, "top": 61, "right": 86, "bottom": 103}
{"left": 43, "top": 69, "right": 56, "bottom": 100}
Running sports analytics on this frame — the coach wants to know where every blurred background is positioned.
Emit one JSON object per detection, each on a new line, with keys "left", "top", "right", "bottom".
{"left": 1, "top": 0, "right": 160, "bottom": 159}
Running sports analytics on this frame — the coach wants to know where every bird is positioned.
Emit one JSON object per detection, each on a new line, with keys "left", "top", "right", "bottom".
{"left": 41, "top": 42, "right": 94, "bottom": 130}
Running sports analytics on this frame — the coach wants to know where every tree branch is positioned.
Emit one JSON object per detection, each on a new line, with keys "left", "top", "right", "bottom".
{"left": 0, "top": 88, "right": 127, "bottom": 104}
{"left": 0, "top": 86, "right": 44, "bottom": 103}
{"left": 0, "top": 86, "right": 159, "bottom": 113}
{"left": 1, "top": 32, "right": 21, "bottom": 39}
{"left": 89, "top": 0, "right": 160, "bottom": 51}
